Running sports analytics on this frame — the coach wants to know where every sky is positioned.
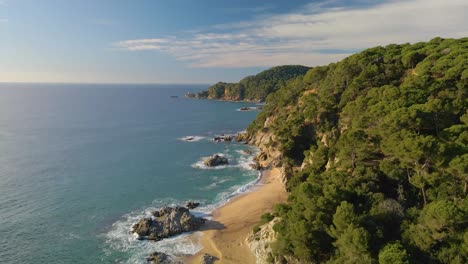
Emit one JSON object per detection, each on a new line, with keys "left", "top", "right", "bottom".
{"left": 0, "top": 0, "right": 467, "bottom": 84}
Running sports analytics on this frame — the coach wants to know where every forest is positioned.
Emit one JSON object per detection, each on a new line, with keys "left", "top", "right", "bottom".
{"left": 198, "top": 65, "right": 310, "bottom": 101}
{"left": 247, "top": 37, "right": 468, "bottom": 263}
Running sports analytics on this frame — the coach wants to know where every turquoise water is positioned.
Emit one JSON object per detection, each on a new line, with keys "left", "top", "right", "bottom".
{"left": 0, "top": 84, "right": 259, "bottom": 263}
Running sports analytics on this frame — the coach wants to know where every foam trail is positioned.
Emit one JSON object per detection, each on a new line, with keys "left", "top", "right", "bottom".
{"left": 178, "top": 136, "right": 205, "bottom": 142}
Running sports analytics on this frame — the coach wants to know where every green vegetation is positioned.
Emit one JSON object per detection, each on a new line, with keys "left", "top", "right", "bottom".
{"left": 199, "top": 65, "right": 310, "bottom": 101}
{"left": 247, "top": 37, "right": 468, "bottom": 263}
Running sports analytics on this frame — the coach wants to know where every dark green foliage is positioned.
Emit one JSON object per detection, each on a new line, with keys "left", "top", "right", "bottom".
{"left": 200, "top": 65, "right": 310, "bottom": 101}
{"left": 378, "top": 242, "right": 409, "bottom": 264}
{"left": 246, "top": 37, "right": 468, "bottom": 263}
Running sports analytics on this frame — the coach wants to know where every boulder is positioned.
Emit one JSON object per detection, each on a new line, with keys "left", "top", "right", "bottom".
{"left": 200, "top": 253, "right": 218, "bottom": 264}
{"left": 132, "top": 207, "right": 206, "bottom": 241}
{"left": 147, "top": 252, "right": 181, "bottom": 264}
{"left": 186, "top": 201, "right": 200, "bottom": 210}
{"left": 203, "top": 154, "right": 228, "bottom": 167}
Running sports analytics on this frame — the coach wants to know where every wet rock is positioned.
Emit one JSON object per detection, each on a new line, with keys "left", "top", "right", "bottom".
{"left": 203, "top": 154, "right": 228, "bottom": 167}
{"left": 186, "top": 201, "right": 200, "bottom": 210}
{"left": 147, "top": 252, "right": 181, "bottom": 264}
{"left": 132, "top": 207, "right": 206, "bottom": 241}
{"left": 213, "top": 135, "right": 232, "bottom": 142}
{"left": 242, "top": 149, "right": 253, "bottom": 155}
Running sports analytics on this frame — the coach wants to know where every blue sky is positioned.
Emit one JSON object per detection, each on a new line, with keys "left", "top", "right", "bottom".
{"left": 0, "top": 0, "right": 467, "bottom": 84}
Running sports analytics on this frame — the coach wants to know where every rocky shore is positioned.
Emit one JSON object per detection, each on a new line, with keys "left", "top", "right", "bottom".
{"left": 135, "top": 128, "right": 282, "bottom": 263}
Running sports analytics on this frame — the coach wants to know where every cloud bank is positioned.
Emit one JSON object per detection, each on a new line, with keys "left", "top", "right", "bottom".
{"left": 115, "top": 0, "right": 468, "bottom": 68}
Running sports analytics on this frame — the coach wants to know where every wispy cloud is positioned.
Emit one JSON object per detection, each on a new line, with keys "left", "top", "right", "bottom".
{"left": 115, "top": 0, "right": 468, "bottom": 68}
{"left": 0, "top": 18, "right": 8, "bottom": 23}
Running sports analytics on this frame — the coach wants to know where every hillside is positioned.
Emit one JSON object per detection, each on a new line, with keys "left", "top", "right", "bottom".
{"left": 245, "top": 37, "right": 468, "bottom": 263}
{"left": 189, "top": 65, "right": 310, "bottom": 102}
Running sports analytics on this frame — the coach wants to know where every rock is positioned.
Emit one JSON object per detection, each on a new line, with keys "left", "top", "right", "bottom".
{"left": 213, "top": 135, "right": 232, "bottom": 142}
{"left": 132, "top": 207, "right": 206, "bottom": 241}
{"left": 147, "top": 252, "right": 181, "bottom": 264}
{"left": 242, "top": 149, "right": 253, "bottom": 155}
{"left": 200, "top": 253, "right": 217, "bottom": 264}
{"left": 186, "top": 201, "right": 200, "bottom": 210}
{"left": 235, "top": 132, "right": 249, "bottom": 142}
{"left": 203, "top": 154, "right": 228, "bottom": 167}
{"left": 250, "top": 161, "right": 262, "bottom": 170}
{"left": 247, "top": 218, "right": 280, "bottom": 264}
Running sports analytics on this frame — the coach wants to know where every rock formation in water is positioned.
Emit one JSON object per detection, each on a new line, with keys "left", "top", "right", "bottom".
{"left": 203, "top": 154, "right": 228, "bottom": 167}
{"left": 132, "top": 207, "right": 205, "bottom": 241}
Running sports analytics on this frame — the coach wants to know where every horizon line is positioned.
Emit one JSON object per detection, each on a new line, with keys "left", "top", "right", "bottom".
{"left": 0, "top": 81, "right": 212, "bottom": 86}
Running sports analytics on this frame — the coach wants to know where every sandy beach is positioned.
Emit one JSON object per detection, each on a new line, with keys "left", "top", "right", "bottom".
{"left": 187, "top": 168, "right": 287, "bottom": 264}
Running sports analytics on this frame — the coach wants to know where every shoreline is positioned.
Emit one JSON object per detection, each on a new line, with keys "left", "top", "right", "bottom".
{"left": 186, "top": 168, "right": 287, "bottom": 263}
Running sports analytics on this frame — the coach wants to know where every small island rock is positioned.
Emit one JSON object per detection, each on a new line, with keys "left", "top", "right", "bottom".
{"left": 132, "top": 207, "right": 205, "bottom": 241}
{"left": 203, "top": 154, "right": 228, "bottom": 167}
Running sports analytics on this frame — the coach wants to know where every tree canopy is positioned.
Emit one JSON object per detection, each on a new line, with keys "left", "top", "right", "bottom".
{"left": 198, "top": 65, "right": 310, "bottom": 101}
{"left": 247, "top": 37, "right": 468, "bottom": 263}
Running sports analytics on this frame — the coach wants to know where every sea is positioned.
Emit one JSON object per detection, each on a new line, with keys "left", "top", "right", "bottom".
{"left": 0, "top": 83, "right": 260, "bottom": 263}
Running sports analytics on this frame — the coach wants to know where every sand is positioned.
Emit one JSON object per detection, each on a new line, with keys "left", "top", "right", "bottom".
{"left": 187, "top": 168, "right": 287, "bottom": 264}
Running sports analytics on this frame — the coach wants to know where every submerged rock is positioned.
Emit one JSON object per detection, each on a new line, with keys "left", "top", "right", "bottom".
{"left": 186, "top": 201, "right": 200, "bottom": 209}
{"left": 203, "top": 154, "right": 229, "bottom": 167}
{"left": 132, "top": 207, "right": 205, "bottom": 241}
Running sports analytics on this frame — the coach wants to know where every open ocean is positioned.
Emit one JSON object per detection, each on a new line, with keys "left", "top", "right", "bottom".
{"left": 0, "top": 83, "right": 260, "bottom": 263}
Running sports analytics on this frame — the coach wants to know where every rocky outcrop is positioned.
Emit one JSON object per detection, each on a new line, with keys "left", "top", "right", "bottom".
{"left": 247, "top": 218, "right": 281, "bottom": 264}
{"left": 147, "top": 252, "right": 181, "bottom": 264}
{"left": 132, "top": 207, "right": 205, "bottom": 241}
{"left": 239, "top": 106, "right": 263, "bottom": 111}
{"left": 213, "top": 135, "right": 233, "bottom": 142}
{"left": 203, "top": 154, "right": 228, "bottom": 167}
{"left": 200, "top": 253, "right": 218, "bottom": 264}
{"left": 248, "top": 130, "right": 282, "bottom": 169}
{"left": 235, "top": 132, "right": 249, "bottom": 142}
{"left": 186, "top": 201, "right": 200, "bottom": 210}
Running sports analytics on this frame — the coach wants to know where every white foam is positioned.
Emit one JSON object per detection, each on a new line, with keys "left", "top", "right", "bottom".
{"left": 192, "top": 151, "right": 257, "bottom": 171}
{"left": 191, "top": 153, "right": 234, "bottom": 170}
{"left": 104, "top": 200, "right": 203, "bottom": 263}
{"left": 178, "top": 136, "right": 205, "bottom": 142}
{"left": 236, "top": 107, "right": 261, "bottom": 111}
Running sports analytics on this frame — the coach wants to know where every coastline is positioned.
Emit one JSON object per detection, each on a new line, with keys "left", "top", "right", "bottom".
{"left": 187, "top": 168, "right": 287, "bottom": 263}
